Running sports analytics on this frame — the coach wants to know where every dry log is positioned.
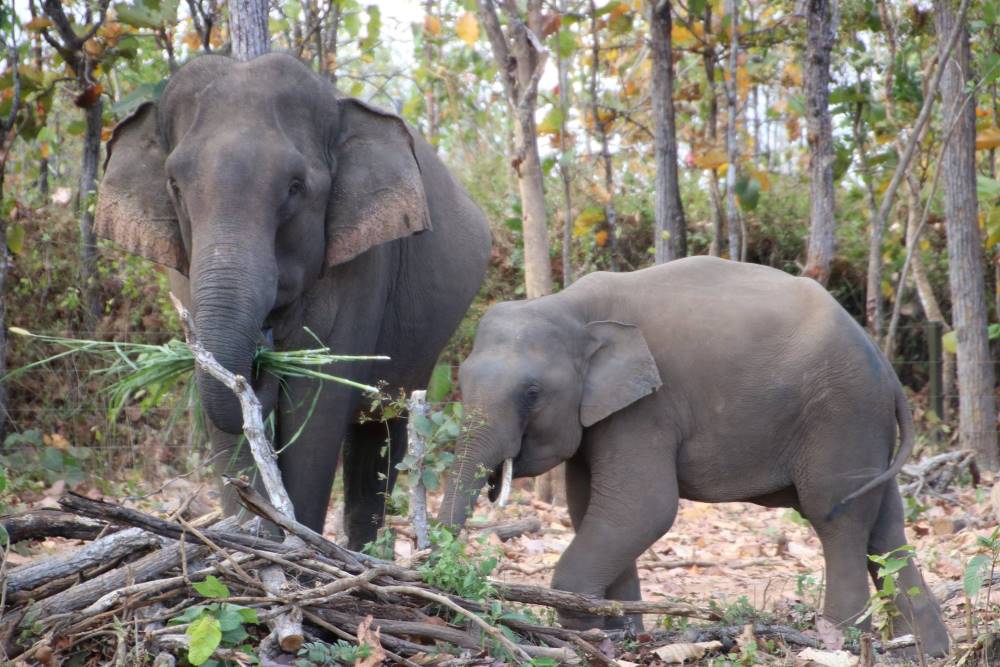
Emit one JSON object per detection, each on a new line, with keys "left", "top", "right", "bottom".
{"left": 683, "top": 623, "right": 823, "bottom": 649}
{"left": 487, "top": 516, "right": 542, "bottom": 541}
{"left": 0, "top": 510, "right": 108, "bottom": 543}
{"left": 59, "top": 493, "right": 293, "bottom": 555}
{"left": 227, "top": 477, "right": 365, "bottom": 571}
{"left": 22, "top": 534, "right": 207, "bottom": 621}
{"left": 493, "top": 582, "right": 721, "bottom": 621}
{"left": 4, "top": 526, "right": 159, "bottom": 595}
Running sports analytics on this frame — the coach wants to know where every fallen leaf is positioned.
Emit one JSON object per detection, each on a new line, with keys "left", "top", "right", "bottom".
{"left": 652, "top": 640, "right": 722, "bottom": 663}
{"left": 815, "top": 617, "right": 844, "bottom": 650}
{"left": 356, "top": 615, "right": 386, "bottom": 667}
{"left": 796, "top": 647, "right": 858, "bottom": 666}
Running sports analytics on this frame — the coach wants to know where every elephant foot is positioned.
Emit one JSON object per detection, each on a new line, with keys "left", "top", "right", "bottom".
{"left": 558, "top": 610, "right": 642, "bottom": 634}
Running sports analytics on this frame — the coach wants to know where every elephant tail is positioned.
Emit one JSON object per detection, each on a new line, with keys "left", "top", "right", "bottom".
{"left": 826, "top": 383, "right": 915, "bottom": 521}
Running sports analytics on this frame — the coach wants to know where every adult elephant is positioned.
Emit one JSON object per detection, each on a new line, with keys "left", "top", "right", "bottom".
{"left": 96, "top": 53, "right": 491, "bottom": 548}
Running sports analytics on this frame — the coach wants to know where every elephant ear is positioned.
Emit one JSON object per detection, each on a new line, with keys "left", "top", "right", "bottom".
{"left": 580, "top": 321, "right": 663, "bottom": 428}
{"left": 325, "top": 98, "right": 432, "bottom": 267}
{"left": 95, "top": 102, "right": 186, "bottom": 272}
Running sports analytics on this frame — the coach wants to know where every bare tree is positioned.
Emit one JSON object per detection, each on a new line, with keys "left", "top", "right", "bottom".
{"left": 700, "top": 7, "right": 725, "bottom": 257}
{"left": 477, "top": 0, "right": 553, "bottom": 299}
{"left": 186, "top": 0, "right": 222, "bottom": 52}
{"left": 934, "top": 0, "right": 998, "bottom": 469}
{"left": 802, "top": 0, "right": 837, "bottom": 286}
{"left": 40, "top": 0, "right": 111, "bottom": 326}
{"left": 650, "top": 0, "right": 686, "bottom": 263}
{"left": 229, "top": 0, "right": 270, "bottom": 60}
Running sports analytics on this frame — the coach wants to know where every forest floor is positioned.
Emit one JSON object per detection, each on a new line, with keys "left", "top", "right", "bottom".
{"left": 4, "top": 462, "right": 997, "bottom": 665}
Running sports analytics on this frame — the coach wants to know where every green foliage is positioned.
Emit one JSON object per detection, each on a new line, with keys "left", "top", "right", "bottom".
{"left": 857, "top": 546, "right": 920, "bottom": 640}
{"left": 296, "top": 640, "right": 372, "bottom": 666}
{"left": 169, "top": 577, "right": 261, "bottom": 666}
{"left": 419, "top": 525, "right": 498, "bottom": 601}
{"left": 362, "top": 526, "right": 396, "bottom": 561}
{"left": 394, "top": 397, "right": 462, "bottom": 493}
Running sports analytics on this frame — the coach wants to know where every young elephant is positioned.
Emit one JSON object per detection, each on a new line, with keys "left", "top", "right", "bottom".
{"left": 439, "top": 256, "right": 949, "bottom": 656}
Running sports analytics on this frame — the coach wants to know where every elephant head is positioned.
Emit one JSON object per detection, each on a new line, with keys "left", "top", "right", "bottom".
{"left": 96, "top": 54, "right": 431, "bottom": 434}
{"left": 438, "top": 302, "right": 662, "bottom": 528}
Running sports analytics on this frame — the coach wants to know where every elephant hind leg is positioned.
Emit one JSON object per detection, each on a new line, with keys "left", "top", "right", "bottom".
{"left": 604, "top": 563, "right": 643, "bottom": 632}
{"left": 343, "top": 417, "right": 408, "bottom": 551}
{"left": 866, "top": 483, "right": 950, "bottom": 657}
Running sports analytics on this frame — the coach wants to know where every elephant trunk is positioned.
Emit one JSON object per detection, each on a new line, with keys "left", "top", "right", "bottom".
{"left": 191, "top": 241, "right": 278, "bottom": 435}
{"left": 438, "top": 423, "right": 512, "bottom": 529}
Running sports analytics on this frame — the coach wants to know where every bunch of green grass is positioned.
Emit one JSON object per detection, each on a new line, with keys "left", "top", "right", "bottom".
{"left": 6, "top": 327, "right": 386, "bottom": 421}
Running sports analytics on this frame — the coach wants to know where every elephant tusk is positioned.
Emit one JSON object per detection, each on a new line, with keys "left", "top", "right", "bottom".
{"left": 497, "top": 458, "right": 513, "bottom": 507}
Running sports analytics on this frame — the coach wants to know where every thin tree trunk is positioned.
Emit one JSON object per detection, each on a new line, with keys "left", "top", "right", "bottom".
{"left": 589, "top": 0, "right": 617, "bottom": 271}
{"left": 477, "top": 0, "right": 552, "bottom": 301}
{"left": 229, "top": 0, "right": 270, "bottom": 61}
{"left": 802, "top": 0, "right": 837, "bottom": 286}
{"left": 423, "top": 0, "right": 439, "bottom": 144}
{"left": 651, "top": 0, "right": 686, "bottom": 263}
{"left": 557, "top": 0, "right": 573, "bottom": 285}
{"left": 702, "top": 6, "right": 725, "bottom": 257}
{"left": 78, "top": 85, "right": 103, "bottom": 325}
{"left": 0, "top": 41, "right": 19, "bottom": 436}
{"left": 935, "top": 0, "right": 998, "bottom": 469}
{"left": 326, "top": 2, "right": 341, "bottom": 85}
{"left": 723, "top": 0, "right": 741, "bottom": 261}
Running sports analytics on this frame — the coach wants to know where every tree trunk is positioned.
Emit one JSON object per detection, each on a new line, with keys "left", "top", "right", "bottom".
{"left": 702, "top": 7, "right": 725, "bottom": 257}
{"left": 423, "top": 0, "right": 439, "bottom": 144}
{"left": 78, "top": 88, "right": 103, "bottom": 325}
{"left": 477, "top": 0, "right": 553, "bottom": 300}
{"left": 935, "top": 0, "right": 998, "bottom": 469}
{"left": 589, "top": 0, "right": 618, "bottom": 271}
{"left": 229, "top": 0, "right": 270, "bottom": 61}
{"left": 651, "top": 0, "right": 687, "bottom": 263}
{"left": 723, "top": 0, "right": 742, "bottom": 261}
{"left": 557, "top": 0, "right": 573, "bottom": 285}
{"left": 802, "top": 0, "right": 837, "bottom": 286}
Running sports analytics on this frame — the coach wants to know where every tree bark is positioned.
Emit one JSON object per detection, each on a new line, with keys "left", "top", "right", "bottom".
{"left": 935, "top": 0, "right": 998, "bottom": 469}
{"left": 557, "top": 0, "right": 573, "bottom": 285}
{"left": 802, "top": 0, "right": 837, "bottom": 286}
{"left": 651, "top": 0, "right": 687, "bottom": 263}
{"left": 723, "top": 0, "right": 742, "bottom": 261}
{"left": 79, "top": 92, "right": 103, "bottom": 324}
{"left": 702, "top": 7, "right": 725, "bottom": 257}
{"left": 229, "top": 0, "right": 270, "bottom": 61}
{"left": 589, "top": 0, "right": 618, "bottom": 271}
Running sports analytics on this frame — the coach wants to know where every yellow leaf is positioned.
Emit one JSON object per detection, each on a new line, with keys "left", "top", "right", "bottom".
{"left": 425, "top": 15, "right": 442, "bottom": 36}
{"left": 781, "top": 61, "right": 802, "bottom": 87}
{"left": 456, "top": 12, "right": 479, "bottom": 46}
{"left": 671, "top": 24, "right": 696, "bottom": 45}
{"left": 595, "top": 230, "right": 609, "bottom": 247}
{"left": 693, "top": 149, "right": 727, "bottom": 170}
{"left": 39, "top": 143, "right": 50, "bottom": 159}
{"left": 975, "top": 126, "right": 1000, "bottom": 151}
{"left": 573, "top": 207, "right": 605, "bottom": 237}
{"left": 976, "top": 107, "right": 992, "bottom": 117}
{"left": 737, "top": 65, "right": 751, "bottom": 100}
{"left": 83, "top": 39, "right": 104, "bottom": 57}
{"left": 748, "top": 167, "right": 770, "bottom": 191}
{"left": 182, "top": 30, "right": 202, "bottom": 50}
{"left": 24, "top": 16, "right": 52, "bottom": 32}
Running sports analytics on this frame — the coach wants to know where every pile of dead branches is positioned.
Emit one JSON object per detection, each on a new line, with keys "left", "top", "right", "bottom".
{"left": 0, "top": 482, "right": 718, "bottom": 665}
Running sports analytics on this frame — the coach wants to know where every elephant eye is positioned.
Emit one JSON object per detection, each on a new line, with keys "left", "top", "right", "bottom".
{"left": 288, "top": 179, "right": 305, "bottom": 197}
{"left": 524, "top": 384, "right": 541, "bottom": 407}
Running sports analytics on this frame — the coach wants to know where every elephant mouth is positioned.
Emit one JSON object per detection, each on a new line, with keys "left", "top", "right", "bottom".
{"left": 486, "top": 458, "right": 513, "bottom": 505}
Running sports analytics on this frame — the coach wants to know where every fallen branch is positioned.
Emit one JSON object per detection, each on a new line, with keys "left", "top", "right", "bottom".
{"left": 406, "top": 389, "right": 431, "bottom": 550}
{"left": 493, "top": 582, "right": 721, "bottom": 621}
{"left": 0, "top": 510, "right": 109, "bottom": 543}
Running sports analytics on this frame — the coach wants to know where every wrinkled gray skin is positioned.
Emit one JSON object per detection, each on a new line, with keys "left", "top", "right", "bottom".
{"left": 440, "top": 257, "right": 949, "bottom": 656}
{"left": 96, "top": 54, "right": 490, "bottom": 548}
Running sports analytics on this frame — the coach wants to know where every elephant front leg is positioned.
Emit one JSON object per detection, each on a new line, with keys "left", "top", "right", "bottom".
{"left": 343, "top": 418, "right": 408, "bottom": 551}
{"left": 553, "top": 437, "right": 678, "bottom": 631}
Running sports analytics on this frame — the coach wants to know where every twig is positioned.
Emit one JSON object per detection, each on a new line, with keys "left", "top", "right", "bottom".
{"left": 374, "top": 584, "right": 532, "bottom": 662}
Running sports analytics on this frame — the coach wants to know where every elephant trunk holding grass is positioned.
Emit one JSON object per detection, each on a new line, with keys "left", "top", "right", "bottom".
{"left": 97, "top": 54, "right": 491, "bottom": 548}
{"left": 439, "top": 256, "right": 949, "bottom": 656}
